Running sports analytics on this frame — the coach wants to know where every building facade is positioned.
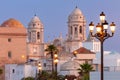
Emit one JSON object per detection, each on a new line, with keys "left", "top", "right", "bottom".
{"left": 27, "top": 15, "right": 44, "bottom": 61}
{"left": 5, "top": 64, "right": 37, "bottom": 80}
{"left": 0, "top": 18, "right": 27, "bottom": 64}
{"left": 0, "top": 7, "right": 102, "bottom": 79}
{"left": 65, "top": 7, "right": 86, "bottom": 53}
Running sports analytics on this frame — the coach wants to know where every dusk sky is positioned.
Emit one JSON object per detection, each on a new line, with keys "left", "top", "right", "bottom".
{"left": 0, "top": 0, "right": 120, "bottom": 52}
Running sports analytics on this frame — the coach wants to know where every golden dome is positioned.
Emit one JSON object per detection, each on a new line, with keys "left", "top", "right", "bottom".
{"left": 1, "top": 18, "right": 24, "bottom": 28}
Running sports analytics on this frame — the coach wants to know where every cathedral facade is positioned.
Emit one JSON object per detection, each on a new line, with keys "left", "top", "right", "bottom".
{"left": 65, "top": 6, "right": 86, "bottom": 53}
{"left": 0, "top": 18, "right": 27, "bottom": 64}
{"left": 26, "top": 7, "right": 100, "bottom": 73}
{"left": 0, "top": 7, "right": 101, "bottom": 79}
{"left": 27, "top": 15, "right": 44, "bottom": 61}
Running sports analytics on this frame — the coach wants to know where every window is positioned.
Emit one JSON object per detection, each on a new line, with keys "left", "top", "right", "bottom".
{"left": 75, "top": 27, "right": 77, "bottom": 34}
{"left": 71, "top": 26, "right": 72, "bottom": 34}
{"left": 33, "top": 47, "right": 37, "bottom": 54}
{"left": 104, "top": 67, "right": 109, "bottom": 71}
{"left": 8, "top": 51, "right": 12, "bottom": 58}
{"left": 44, "top": 63, "right": 46, "bottom": 67}
{"left": 29, "top": 32, "right": 31, "bottom": 40}
{"left": 33, "top": 24, "right": 36, "bottom": 27}
{"left": 12, "top": 69, "right": 15, "bottom": 73}
{"left": 37, "top": 32, "right": 40, "bottom": 39}
{"left": 8, "top": 38, "right": 11, "bottom": 42}
{"left": 79, "top": 26, "right": 82, "bottom": 33}
{"left": 32, "top": 31, "right": 36, "bottom": 42}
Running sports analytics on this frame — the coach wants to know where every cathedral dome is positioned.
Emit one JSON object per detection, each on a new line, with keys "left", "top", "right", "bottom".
{"left": 31, "top": 15, "right": 41, "bottom": 22}
{"left": 70, "top": 7, "right": 82, "bottom": 16}
{"left": 68, "top": 7, "right": 85, "bottom": 22}
{"left": 28, "top": 15, "right": 43, "bottom": 29}
{"left": 1, "top": 18, "right": 24, "bottom": 28}
{"left": 60, "top": 60, "right": 80, "bottom": 71}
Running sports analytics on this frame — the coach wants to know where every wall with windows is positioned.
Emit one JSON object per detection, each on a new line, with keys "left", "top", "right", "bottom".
{"left": 5, "top": 64, "right": 37, "bottom": 80}
{"left": 0, "top": 27, "right": 27, "bottom": 64}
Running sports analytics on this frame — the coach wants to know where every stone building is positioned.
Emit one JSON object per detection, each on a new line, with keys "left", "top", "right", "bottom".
{"left": 0, "top": 18, "right": 27, "bottom": 64}
{"left": 27, "top": 15, "right": 44, "bottom": 61}
{"left": 0, "top": 18, "right": 27, "bottom": 79}
{"left": 0, "top": 7, "right": 101, "bottom": 79}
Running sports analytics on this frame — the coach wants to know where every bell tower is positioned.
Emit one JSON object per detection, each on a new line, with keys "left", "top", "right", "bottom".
{"left": 65, "top": 7, "right": 86, "bottom": 52}
{"left": 68, "top": 7, "right": 86, "bottom": 41}
{"left": 28, "top": 15, "right": 44, "bottom": 43}
{"left": 27, "top": 15, "right": 44, "bottom": 60}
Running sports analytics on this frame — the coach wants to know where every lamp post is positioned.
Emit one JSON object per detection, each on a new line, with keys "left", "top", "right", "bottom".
{"left": 89, "top": 12, "right": 116, "bottom": 80}
{"left": 73, "top": 51, "right": 77, "bottom": 57}
{"left": 38, "top": 62, "right": 42, "bottom": 77}
{"left": 54, "top": 58, "right": 58, "bottom": 73}
{"left": 54, "top": 53, "right": 58, "bottom": 79}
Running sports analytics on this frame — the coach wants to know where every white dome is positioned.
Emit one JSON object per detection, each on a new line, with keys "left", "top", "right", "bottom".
{"left": 28, "top": 15, "right": 43, "bottom": 28}
{"left": 70, "top": 7, "right": 82, "bottom": 16}
{"left": 31, "top": 15, "right": 41, "bottom": 22}
{"left": 68, "top": 7, "right": 85, "bottom": 22}
{"left": 60, "top": 60, "right": 80, "bottom": 71}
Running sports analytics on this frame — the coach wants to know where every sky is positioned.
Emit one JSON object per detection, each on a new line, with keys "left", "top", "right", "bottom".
{"left": 0, "top": 0, "right": 120, "bottom": 52}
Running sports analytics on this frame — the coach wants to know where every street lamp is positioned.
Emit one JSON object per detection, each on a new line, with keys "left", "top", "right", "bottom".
{"left": 54, "top": 58, "right": 58, "bottom": 73}
{"left": 38, "top": 62, "right": 42, "bottom": 75}
{"left": 54, "top": 53, "right": 58, "bottom": 79}
{"left": 89, "top": 12, "right": 116, "bottom": 80}
{"left": 73, "top": 51, "right": 78, "bottom": 57}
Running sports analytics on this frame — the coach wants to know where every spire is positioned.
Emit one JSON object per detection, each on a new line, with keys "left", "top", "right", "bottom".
{"left": 59, "top": 32, "right": 63, "bottom": 39}
{"left": 76, "top": 6, "right": 77, "bottom": 8}
{"left": 86, "top": 33, "right": 94, "bottom": 42}
{"left": 47, "top": 36, "right": 50, "bottom": 43}
{"left": 34, "top": 14, "right": 37, "bottom": 16}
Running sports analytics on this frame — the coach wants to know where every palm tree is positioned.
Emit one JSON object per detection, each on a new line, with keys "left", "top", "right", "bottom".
{"left": 45, "top": 44, "right": 58, "bottom": 73}
{"left": 21, "top": 77, "right": 34, "bottom": 80}
{"left": 77, "top": 63, "right": 93, "bottom": 80}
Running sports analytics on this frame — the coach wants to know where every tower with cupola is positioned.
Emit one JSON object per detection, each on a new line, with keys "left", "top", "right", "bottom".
{"left": 65, "top": 7, "right": 86, "bottom": 52}
{"left": 27, "top": 15, "right": 44, "bottom": 60}
{"left": 68, "top": 6, "right": 86, "bottom": 41}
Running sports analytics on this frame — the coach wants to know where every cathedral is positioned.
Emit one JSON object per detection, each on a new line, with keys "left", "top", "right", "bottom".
{"left": 27, "top": 7, "right": 100, "bottom": 60}
{"left": 0, "top": 7, "right": 101, "bottom": 78}
{"left": 26, "top": 7, "right": 101, "bottom": 75}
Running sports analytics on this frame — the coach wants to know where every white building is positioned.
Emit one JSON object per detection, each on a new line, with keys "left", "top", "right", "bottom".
{"left": 58, "top": 47, "right": 96, "bottom": 76}
{"left": 27, "top": 15, "right": 44, "bottom": 60}
{"left": 5, "top": 64, "right": 37, "bottom": 80}
{"left": 65, "top": 6, "right": 86, "bottom": 52}
{"left": 0, "top": 6, "right": 119, "bottom": 80}
{"left": 94, "top": 51, "right": 120, "bottom": 65}
{"left": 26, "top": 7, "right": 99, "bottom": 73}
{"left": 90, "top": 52, "right": 120, "bottom": 80}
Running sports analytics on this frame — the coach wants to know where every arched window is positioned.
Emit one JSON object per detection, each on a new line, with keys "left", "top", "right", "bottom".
{"left": 29, "top": 32, "right": 31, "bottom": 40}
{"left": 79, "top": 26, "right": 82, "bottom": 33}
{"left": 37, "top": 32, "right": 40, "bottom": 39}
{"left": 33, "top": 24, "right": 36, "bottom": 27}
{"left": 75, "top": 27, "right": 77, "bottom": 34}
{"left": 71, "top": 26, "right": 72, "bottom": 34}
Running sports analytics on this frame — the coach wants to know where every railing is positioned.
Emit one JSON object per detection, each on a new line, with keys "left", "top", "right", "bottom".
{"left": 104, "top": 66, "right": 120, "bottom": 72}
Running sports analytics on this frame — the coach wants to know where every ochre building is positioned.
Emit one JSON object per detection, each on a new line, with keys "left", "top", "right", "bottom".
{"left": 0, "top": 18, "right": 27, "bottom": 65}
